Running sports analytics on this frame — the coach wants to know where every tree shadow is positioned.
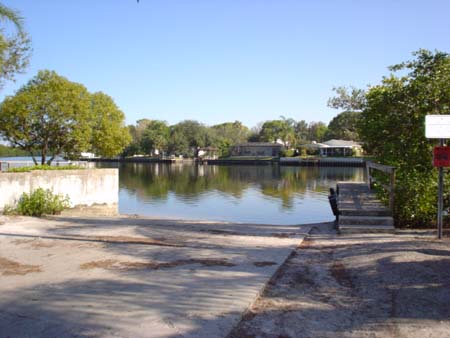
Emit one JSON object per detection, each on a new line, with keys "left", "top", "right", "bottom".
{"left": 228, "top": 231, "right": 450, "bottom": 338}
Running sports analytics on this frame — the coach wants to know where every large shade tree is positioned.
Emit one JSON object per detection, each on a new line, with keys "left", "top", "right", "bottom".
{"left": 90, "top": 92, "right": 131, "bottom": 158}
{"left": 140, "top": 120, "right": 170, "bottom": 156}
{"left": 0, "top": 70, "right": 130, "bottom": 164}
{"left": 359, "top": 49, "right": 450, "bottom": 227}
{"left": 325, "top": 111, "right": 361, "bottom": 141}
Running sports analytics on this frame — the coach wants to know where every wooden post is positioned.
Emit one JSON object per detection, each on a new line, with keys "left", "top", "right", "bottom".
{"left": 389, "top": 168, "right": 396, "bottom": 213}
{"left": 366, "top": 161, "right": 371, "bottom": 188}
{"left": 437, "top": 139, "right": 445, "bottom": 239}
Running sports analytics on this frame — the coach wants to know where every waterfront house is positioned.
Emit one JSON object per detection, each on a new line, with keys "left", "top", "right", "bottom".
{"left": 304, "top": 139, "right": 362, "bottom": 157}
{"left": 230, "top": 142, "right": 283, "bottom": 157}
{"left": 196, "top": 147, "right": 219, "bottom": 159}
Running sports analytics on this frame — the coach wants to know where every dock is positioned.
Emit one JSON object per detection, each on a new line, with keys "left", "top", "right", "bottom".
{"left": 336, "top": 181, "right": 395, "bottom": 233}
{"left": 334, "top": 161, "right": 396, "bottom": 233}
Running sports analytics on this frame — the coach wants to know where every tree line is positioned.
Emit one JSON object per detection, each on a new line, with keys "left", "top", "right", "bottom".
{"left": 122, "top": 111, "right": 361, "bottom": 158}
{"left": 122, "top": 80, "right": 365, "bottom": 158}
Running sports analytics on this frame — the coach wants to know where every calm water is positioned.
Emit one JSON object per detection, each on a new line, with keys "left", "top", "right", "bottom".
{"left": 97, "top": 162, "right": 365, "bottom": 225}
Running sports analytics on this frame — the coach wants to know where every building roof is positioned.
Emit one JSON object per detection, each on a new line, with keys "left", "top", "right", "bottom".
{"left": 303, "top": 139, "right": 361, "bottom": 148}
{"left": 322, "top": 139, "right": 361, "bottom": 148}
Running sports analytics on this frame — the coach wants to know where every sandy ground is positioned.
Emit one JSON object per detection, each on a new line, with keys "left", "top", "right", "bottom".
{"left": 229, "top": 223, "right": 450, "bottom": 338}
{"left": 0, "top": 215, "right": 312, "bottom": 338}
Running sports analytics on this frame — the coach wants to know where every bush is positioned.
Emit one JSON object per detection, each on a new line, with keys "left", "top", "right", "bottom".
{"left": 280, "top": 149, "right": 295, "bottom": 157}
{"left": 8, "top": 164, "right": 84, "bottom": 173}
{"left": 13, "top": 188, "right": 70, "bottom": 217}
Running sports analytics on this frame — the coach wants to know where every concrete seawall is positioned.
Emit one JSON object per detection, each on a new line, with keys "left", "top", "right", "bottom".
{"left": 280, "top": 157, "right": 365, "bottom": 167}
{"left": 0, "top": 169, "right": 118, "bottom": 213}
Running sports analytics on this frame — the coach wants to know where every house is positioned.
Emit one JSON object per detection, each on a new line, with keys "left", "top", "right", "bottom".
{"left": 304, "top": 139, "right": 362, "bottom": 157}
{"left": 80, "top": 152, "right": 97, "bottom": 159}
{"left": 230, "top": 142, "right": 283, "bottom": 157}
{"left": 196, "top": 147, "right": 219, "bottom": 159}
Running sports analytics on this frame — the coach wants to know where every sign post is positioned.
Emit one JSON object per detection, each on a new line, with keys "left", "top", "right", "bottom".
{"left": 426, "top": 115, "right": 450, "bottom": 239}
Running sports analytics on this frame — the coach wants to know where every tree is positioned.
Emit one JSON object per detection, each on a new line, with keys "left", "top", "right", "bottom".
{"left": 359, "top": 49, "right": 450, "bottom": 227}
{"left": 307, "top": 121, "right": 328, "bottom": 142}
{"left": 0, "top": 3, "right": 31, "bottom": 89}
{"left": 259, "top": 118, "right": 295, "bottom": 147}
{"left": 211, "top": 121, "right": 250, "bottom": 156}
{"left": 141, "top": 120, "right": 169, "bottom": 156}
{"left": 327, "top": 86, "right": 366, "bottom": 111}
{"left": 325, "top": 111, "right": 361, "bottom": 141}
{"left": 90, "top": 92, "right": 131, "bottom": 158}
{"left": 294, "top": 120, "right": 309, "bottom": 144}
{"left": 0, "top": 70, "right": 129, "bottom": 164}
{"left": 211, "top": 121, "right": 250, "bottom": 145}
{"left": 168, "top": 120, "right": 209, "bottom": 157}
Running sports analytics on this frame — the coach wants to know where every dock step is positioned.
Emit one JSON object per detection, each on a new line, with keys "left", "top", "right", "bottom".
{"left": 339, "top": 215, "right": 394, "bottom": 226}
{"left": 335, "top": 182, "right": 395, "bottom": 234}
{"left": 338, "top": 224, "right": 395, "bottom": 234}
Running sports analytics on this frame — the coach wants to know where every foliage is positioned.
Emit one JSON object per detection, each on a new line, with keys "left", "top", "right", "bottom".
{"left": 0, "top": 70, "right": 130, "bottom": 164}
{"left": 8, "top": 188, "right": 70, "bottom": 217}
{"left": 325, "top": 111, "right": 361, "bottom": 141}
{"left": 359, "top": 49, "right": 450, "bottom": 227}
{"left": 0, "top": 3, "right": 31, "bottom": 89}
{"left": 0, "top": 70, "right": 92, "bottom": 164}
{"left": 307, "top": 121, "right": 328, "bottom": 142}
{"left": 168, "top": 120, "right": 212, "bottom": 157}
{"left": 211, "top": 121, "right": 250, "bottom": 156}
{"left": 90, "top": 92, "right": 131, "bottom": 158}
{"left": 294, "top": 120, "right": 309, "bottom": 144}
{"left": 0, "top": 144, "right": 32, "bottom": 157}
{"left": 327, "top": 86, "right": 366, "bottom": 111}
{"left": 7, "top": 164, "right": 84, "bottom": 172}
{"left": 1, "top": 204, "right": 16, "bottom": 215}
{"left": 280, "top": 149, "right": 295, "bottom": 157}
{"left": 259, "top": 117, "right": 295, "bottom": 147}
{"left": 140, "top": 120, "right": 170, "bottom": 156}
{"left": 121, "top": 116, "right": 346, "bottom": 158}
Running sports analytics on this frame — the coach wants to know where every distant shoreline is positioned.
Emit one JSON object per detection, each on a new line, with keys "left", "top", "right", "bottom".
{"left": 81, "top": 157, "right": 366, "bottom": 167}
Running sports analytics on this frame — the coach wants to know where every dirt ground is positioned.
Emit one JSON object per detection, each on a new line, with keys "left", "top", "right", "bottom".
{"left": 229, "top": 223, "right": 450, "bottom": 338}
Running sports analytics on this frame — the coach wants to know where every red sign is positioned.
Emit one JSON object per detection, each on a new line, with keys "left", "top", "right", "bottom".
{"left": 433, "top": 146, "right": 450, "bottom": 167}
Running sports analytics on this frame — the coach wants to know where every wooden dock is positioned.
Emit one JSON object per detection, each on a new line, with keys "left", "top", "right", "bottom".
{"left": 336, "top": 182, "right": 395, "bottom": 233}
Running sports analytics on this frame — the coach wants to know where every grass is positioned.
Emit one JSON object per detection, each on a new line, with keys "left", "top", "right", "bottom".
{"left": 7, "top": 164, "right": 85, "bottom": 173}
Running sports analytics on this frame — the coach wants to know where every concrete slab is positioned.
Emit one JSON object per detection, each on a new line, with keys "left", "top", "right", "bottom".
{"left": 0, "top": 215, "right": 312, "bottom": 338}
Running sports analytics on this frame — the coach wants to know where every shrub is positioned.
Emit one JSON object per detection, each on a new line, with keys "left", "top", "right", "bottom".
{"left": 15, "top": 188, "right": 70, "bottom": 217}
{"left": 280, "top": 149, "right": 295, "bottom": 157}
{"left": 2, "top": 204, "right": 17, "bottom": 216}
{"left": 8, "top": 164, "right": 84, "bottom": 173}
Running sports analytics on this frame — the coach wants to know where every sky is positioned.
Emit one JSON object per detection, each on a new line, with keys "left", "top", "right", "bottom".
{"left": 2, "top": 0, "right": 450, "bottom": 128}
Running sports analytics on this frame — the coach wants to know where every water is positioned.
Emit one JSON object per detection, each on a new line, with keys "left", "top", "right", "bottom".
{"left": 96, "top": 162, "right": 365, "bottom": 225}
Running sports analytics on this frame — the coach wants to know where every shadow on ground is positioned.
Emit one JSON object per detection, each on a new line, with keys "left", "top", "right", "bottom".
{"left": 229, "top": 224, "right": 450, "bottom": 338}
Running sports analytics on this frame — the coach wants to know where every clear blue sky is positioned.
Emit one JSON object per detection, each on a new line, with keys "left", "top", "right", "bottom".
{"left": 2, "top": 0, "right": 449, "bottom": 128}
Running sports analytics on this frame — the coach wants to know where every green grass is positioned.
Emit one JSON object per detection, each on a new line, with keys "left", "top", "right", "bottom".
{"left": 7, "top": 164, "right": 85, "bottom": 173}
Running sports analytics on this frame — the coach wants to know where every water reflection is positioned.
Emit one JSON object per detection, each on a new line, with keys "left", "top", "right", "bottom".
{"left": 97, "top": 162, "right": 365, "bottom": 224}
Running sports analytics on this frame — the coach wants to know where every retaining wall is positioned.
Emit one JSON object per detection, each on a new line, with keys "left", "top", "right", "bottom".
{"left": 0, "top": 169, "right": 118, "bottom": 212}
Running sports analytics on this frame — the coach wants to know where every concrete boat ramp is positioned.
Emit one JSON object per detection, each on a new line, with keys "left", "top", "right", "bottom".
{"left": 0, "top": 215, "right": 312, "bottom": 338}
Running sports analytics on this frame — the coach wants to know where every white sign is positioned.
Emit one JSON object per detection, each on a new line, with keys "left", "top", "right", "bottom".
{"left": 425, "top": 115, "right": 450, "bottom": 139}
